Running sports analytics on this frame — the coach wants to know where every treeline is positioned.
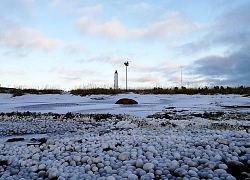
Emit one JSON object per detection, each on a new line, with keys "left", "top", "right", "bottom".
{"left": 1, "top": 86, "right": 249, "bottom": 97}
{"left": 70, "top": 86, "right": 250, "bottom": 96}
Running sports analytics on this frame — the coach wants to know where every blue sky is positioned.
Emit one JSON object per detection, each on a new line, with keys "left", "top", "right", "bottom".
{"left": 0, "top": 0, "right": 250, "bottom": 90}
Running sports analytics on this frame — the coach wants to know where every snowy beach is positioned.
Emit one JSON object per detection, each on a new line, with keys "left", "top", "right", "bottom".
{"left": 0, "top": 93, "right": 250, "bottom": 180}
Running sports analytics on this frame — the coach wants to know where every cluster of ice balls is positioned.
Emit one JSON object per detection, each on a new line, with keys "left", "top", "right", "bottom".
{"left": 0, "top": 113, "right": 250, "bottom": 180}
{"left": 0, "top": 116, "right": 250, "bottom": 179}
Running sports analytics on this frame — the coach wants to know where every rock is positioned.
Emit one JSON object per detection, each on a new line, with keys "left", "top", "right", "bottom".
{"left": 143, "top": 163, "right": 154, "bottom": 171}
{"left": 115, "top": 98, "right": 138, "bottom": 105}
{"left": 0, "top": 160, "right": 8, "bottom": 166}
{"left": 6, "top": 137, "right": 25, "bottom": 142}
{"left": 226, "top": 160, "right": 244, "bottom": 166}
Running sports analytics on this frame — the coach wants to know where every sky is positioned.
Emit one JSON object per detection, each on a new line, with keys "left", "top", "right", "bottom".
{"left": 0, "top": 0, "right": 250, "bottom": 90}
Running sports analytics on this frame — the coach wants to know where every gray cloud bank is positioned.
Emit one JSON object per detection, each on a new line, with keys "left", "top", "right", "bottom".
{"left": 185, "top": 2, "right": 250, "bottom": 86}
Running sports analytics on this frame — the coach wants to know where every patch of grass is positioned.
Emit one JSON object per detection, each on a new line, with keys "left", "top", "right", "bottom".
{"left": 8, "top": 87, "right": 63, "bottom": 97}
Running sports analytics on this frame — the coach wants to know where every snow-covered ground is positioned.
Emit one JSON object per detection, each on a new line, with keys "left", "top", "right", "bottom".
{"left": 1, "top": 93, "right": 250, "bottom": 117}
{"left": 0, "top": 93, "right": 250, "bottom": 180}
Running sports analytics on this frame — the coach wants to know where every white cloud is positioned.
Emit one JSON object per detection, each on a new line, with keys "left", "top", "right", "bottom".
{"left": 0, "top": 18, "right": 60, "bottom": 52}
{"left": 75, "top": 17, "right": 126, "bottom": 38}
{"left": 129, "top": 12, "right": 197, "bottom": 40}
{"left": 106, "top": 56, "right": 128, "bottom": 65}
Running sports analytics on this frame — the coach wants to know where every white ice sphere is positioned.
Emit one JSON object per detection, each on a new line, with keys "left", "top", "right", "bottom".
{"left": 118, "top": 152, "right": 130, "bottom": 161}
{"left": 20, "top": 161, "right": 27, "bottom": 167}
{"left": 29, "top": 165, "right": 38, "bottom": 172}
{"left": 106, "top": 176, "right": 116, "bottom": 180}
{"left": 128, "top": 174, "right": 138, "bottom": 180}
{"left": 102, "top": 143, "right": 109, "bottom": 149}
{"left": 85, "top": 164, "right": 91, "bottom": 171}
{"left": 173, "top": 152, "right": 181, "bottom": 160}
{"left": 218, "top": 164, "right": 228, "bottom": 170}
{"left": 188, "top": 170, "right": 198, "bottom": 177}
{"left": 38, "top": 171, "right": 46, "bottom": 177}
{"left": 198, "top": 158, "right": 209, "bottom": 164}
{"left": 187, "top": 161, "right": 197, "bottom": 167}
{"left": 74, "top": 145, "right": 81, "bottom": 152}
{"left": 136, "top": 159, "right": 143, "bottom": 168}
{"left": 147, "top": 146, "right": 157, "bottom": 153}
{"left": 214, "top": 169, "right": 227, "bottom": 176}
{"left": 226, "top": 175, "right": 236, "bottom": 180}
{"left": 81, "top": 156, "right": 89, "bottom": 163}
{"left": 174, "top": 168, "right": 187, "bottom": 177}
{"left": 32, "top": 153, "right": 40, "bottom": 161}
{"left": 190, "top": 177, "right": 199, "bottom": 180}
{"left": 143, "top": 163, "right": 154, "bottom": 172}
{"left": 205, "top": 161, "right": 217, "bottom": 169}
{"left": 93, "top": 158, "right": 100, "bottom": 164}
{"left": 216, "top": 139, "right": 229, "bottom": 145}
{"left": 200, "top": 172, "right": 209, "bottom": 178}
{"left": 155, "top": 170, "right": 162, "bottom": 175}
{"left": 73, "top": 155, "right": 81, "bottom": 162}
{"left": 145, "top": 151, "right": 153, "bottom": 159}
{"left": 38, "top": 164, "right": 46, "bottom": 170}
{"left": 92, "top": 166, "right": 98, "bottom": 172}
{"left": 215, "top": 154, "right": 222, "bottom": 161}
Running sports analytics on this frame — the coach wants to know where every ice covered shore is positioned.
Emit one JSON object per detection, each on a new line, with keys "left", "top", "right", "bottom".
{"left": 0, "top": 93, "right": 250, "bottom": 179}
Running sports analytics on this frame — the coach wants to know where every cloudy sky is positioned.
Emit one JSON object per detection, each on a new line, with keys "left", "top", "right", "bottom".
{"left": 0, "top": 0, "right": 249, "bottom": 90}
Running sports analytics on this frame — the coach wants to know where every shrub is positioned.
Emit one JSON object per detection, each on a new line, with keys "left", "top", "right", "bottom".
{"left": 11, "top": 89, "right": 24, "bottom": 97}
